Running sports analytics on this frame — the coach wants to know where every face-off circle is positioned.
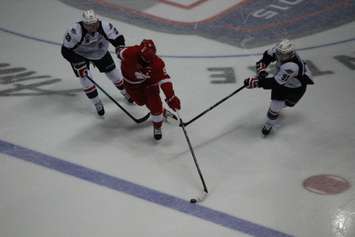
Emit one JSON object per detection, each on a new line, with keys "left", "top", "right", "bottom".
{"left": 303, "top": 175, "right": 351, "bottom": 195}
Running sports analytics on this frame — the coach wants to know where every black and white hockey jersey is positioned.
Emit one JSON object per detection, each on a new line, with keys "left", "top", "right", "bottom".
{"left": 258, "top": 47, "right": 314, "bottom": 89}
{"left": 61, "top": 20, "right": 124, "bottom": 62}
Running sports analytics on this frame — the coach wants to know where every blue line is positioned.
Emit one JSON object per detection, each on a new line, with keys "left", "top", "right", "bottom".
{"left": 1, "top": 26, "right": 354, "bottom": 59}
{"left": 0, "top": 139, "right": 293, "bottom": 237}
{"left": 0, "top": 27, "right": 60, "bottom": 47}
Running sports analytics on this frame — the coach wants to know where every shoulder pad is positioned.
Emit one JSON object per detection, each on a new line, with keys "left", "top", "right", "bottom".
{"left": 151, "top": 56, "right": 165, "bottom": 69}
{"left": 280, "top": 62, "right": 299, "bottom": 74}
{"left": 101, "top": 21, "right": 120, "bottom": 36}
{"left": 121, "top": 45, "right": 140, "bottom": 60}
{"left": 63, "top": 23, "right": 82, "bottom": 47}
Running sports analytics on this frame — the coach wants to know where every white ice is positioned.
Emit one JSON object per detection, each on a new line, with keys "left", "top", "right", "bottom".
{"left": 0, "top": 1, "right": 355, "bottom": 237}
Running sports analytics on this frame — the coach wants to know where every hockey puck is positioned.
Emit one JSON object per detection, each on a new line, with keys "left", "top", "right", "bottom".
{"left": 190, "top": 198, "right": 197, "bottom": 203}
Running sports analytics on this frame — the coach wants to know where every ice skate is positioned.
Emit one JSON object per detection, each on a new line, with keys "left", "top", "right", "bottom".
{"left": 261, "top": 123, "right": 272, "bottom": 136}
{"left": 153, "top": 127, "right": 162, "bottom": 140}
{"left": 94, "top": 100, "right": 105, "bottom": 116}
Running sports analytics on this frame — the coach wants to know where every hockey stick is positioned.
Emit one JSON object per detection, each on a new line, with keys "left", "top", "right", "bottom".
{"left": 182, "top": 84, "right": 246, "bottom": 127}
{"left": 176, "top": 111, "right": 208, "bottom": 203}
{"left": 86, "top": 76, "right": 150, "bottom": 123}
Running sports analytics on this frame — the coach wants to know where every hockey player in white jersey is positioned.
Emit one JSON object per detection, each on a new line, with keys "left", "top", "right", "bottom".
{"left": 61, "top": 9, "right": 132, "bottom": 116}
{"left": 244, "top": 39, "right": 314, "bottom": 136}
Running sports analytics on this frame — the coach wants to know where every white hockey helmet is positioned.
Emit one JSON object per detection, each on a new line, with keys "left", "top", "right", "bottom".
{"left": 82, "top": 9, "right": 98, "bottom": 24}
{"left": 275, "top": 39, "right": 295, "bottom": 62}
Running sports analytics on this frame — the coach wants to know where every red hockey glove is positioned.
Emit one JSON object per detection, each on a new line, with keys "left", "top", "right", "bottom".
{"left": 165, "top": 95, "right": 181, "bottom": 111}
{"left": 160, "top": 80, "right": 180, "bottom": 110}
{"left": 244, "top": 76, "right": 259, "bottom": 89}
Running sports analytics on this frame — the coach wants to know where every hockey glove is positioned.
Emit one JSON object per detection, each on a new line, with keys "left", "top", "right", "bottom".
{"left": 256, "top": 61, "right": 270, "bottom": 80}
{"left": 258, "top": 70, "right": 269, "bottom": 79}
{"left": 73, "top": 62, "right": 88, "bottom": 78}
{"left": 166, "top": 95, "right": 181, "bottom": 111}
{"left": 160, "top": 80, "right": 180, "bottom": 111}
{"left": 244, "top": 76, "right": 259, "bottom": 89}
{"left": 256, "top": 61, "right": 266, "bottom": 74}
{"left": 115, "top": 45, "right": 125, "bottom": 59}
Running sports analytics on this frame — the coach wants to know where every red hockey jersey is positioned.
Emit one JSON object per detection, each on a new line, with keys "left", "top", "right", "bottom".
{"left": 120, "top": 45, "right": 170, "bottom": 88}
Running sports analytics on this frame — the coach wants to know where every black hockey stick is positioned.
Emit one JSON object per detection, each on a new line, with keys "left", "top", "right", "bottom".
{"left": 182, "top": 84, "right": 246, "bottom": 127}
{"left": 176, "top": 111, "right": 208, "bottom": 203}
{"left": 86, "top": 76, "right": 150, "bottom": 123}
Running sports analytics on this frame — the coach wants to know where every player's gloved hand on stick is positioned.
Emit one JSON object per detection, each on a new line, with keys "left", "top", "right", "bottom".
{"left": 244, "top": 76, "right": 259, "bottom": 89}
{"left": 115, "top": 45, "right": 125, "bottom": 59}
{"left": 166, "top": 95, "right": 181, "bottom": 111}
{"left": 256, "top": 61, "right": 269, "bottom": 79}
{"left": 258, "top": 70, "right": 269, "bottom": 79}
{"left": 73, "top": 62, "right": 88, "bottom": 77}
{"left": 256, "top": 61, "right": 266, "bottom": 74}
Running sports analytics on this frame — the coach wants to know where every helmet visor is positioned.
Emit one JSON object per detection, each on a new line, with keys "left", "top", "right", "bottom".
{"left": 276, "top": 50, "right": 294, "bottom": 62}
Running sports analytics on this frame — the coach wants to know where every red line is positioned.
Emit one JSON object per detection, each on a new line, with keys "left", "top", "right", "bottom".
{"left": 159, "top": 0, "right": 208, "bottom": 10}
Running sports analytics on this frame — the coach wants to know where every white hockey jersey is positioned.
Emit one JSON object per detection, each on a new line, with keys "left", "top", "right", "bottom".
{"left": 266, "top": 47, "right": 313, "bottom": 89}
{"left": 62, "top": 21, "right": 121, "bottom": 60}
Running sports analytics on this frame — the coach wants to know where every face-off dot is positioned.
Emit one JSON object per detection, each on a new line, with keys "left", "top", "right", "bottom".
{"left": 303, "top": 175, "right": 351, "bottom": 195}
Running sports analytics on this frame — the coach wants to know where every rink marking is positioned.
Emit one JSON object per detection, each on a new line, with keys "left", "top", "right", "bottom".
{"left": 0, "top": 26, "right": 355, "bottom": 59}
{"left": 0, "top": 139, "right": 292, "bottom": 237}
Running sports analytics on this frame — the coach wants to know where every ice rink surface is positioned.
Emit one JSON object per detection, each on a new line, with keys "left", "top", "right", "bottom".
{"left": 0, "top": 1, "right": 355, "bottom": 237}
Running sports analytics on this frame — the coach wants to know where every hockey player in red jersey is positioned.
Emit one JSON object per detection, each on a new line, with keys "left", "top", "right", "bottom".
{"left": 119, "top": 39, "right": 181, "bottom": 140}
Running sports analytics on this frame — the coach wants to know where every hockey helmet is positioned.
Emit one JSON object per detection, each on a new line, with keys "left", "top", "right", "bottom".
{"left": 139, "top": 39, "right": 157, "bottom": 63}
{"left": 275, "top": 39, "right": 295, "bottom": 62}
{"left": 82, "top": 9, "right": 98, "bottom": 25}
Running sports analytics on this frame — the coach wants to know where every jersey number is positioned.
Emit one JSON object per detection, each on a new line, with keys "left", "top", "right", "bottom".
{"left": 280, "top": 74, "right": 289, "bottom": 81}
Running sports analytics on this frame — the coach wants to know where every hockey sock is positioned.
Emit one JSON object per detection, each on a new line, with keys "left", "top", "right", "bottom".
{"left": 265, "top": 100, "right": 285, "bottom": 127}
{"left": 106, "top": 68, "right": 124, "bottom": 90}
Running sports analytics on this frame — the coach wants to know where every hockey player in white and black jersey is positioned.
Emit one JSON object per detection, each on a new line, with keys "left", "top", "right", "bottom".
{"left": 244, "top": 39, "right": 314, "bottom": 136}
{"left": 61, "top": 9, "right": 132, "bottom": 116}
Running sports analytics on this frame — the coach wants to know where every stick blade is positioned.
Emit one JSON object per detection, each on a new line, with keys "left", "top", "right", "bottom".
{"left": 135, "top": 112, "right": 150, "bottom": 123}
{"left": 190, "top": 191, "right": 208, "bottom": 204}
